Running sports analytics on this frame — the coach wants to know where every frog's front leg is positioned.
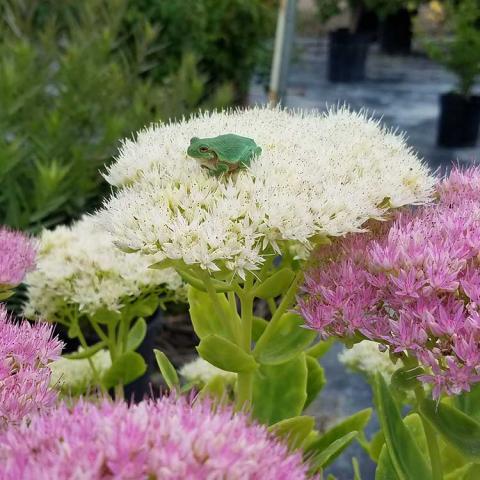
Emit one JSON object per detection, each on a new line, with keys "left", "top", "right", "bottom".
{"left": 212, "top": 162, "right": 230, "bottom": 176}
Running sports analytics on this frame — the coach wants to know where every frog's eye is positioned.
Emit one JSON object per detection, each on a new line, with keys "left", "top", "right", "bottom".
{"left": 199, "top": 146, "right": 209, "bottom": 153}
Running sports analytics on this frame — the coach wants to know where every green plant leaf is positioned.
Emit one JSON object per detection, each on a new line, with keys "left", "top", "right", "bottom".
{"left": 455, "top": 384, "right": 480, "bottom": 422}
{"left": 252, "top": 316, "right": 268, "bottom": 341}
{"left": 197, "top": 335, "right": 258, "bottom": 373}
{"left": 252, "top": 354, "right": 308, "bottom": 424}
{"left": 126, "top": 317, "right": 147, "bottom": 351}
{"left": 0, "top": 289, "right": 14, "bottom": 301}
{"left": 64, "top": 340, "right": 107, "bottom": 359}
{"left": 128, "top": 295, "right": 159, "bottom": 318}
{"left": 91, "top": 308, "right": 121, "bottom": 325}
{"left": 154, "top": 349, "right": 179, "bottom": 390}
{"left": 253, "top": 267, "right": 295, "bottom": 299}
{"left": 305, "top": 338, "right": 334, "bottom": 358}
{"left": 188, "top": 286, "right": 237, "bottom": 342}
{"left": 391, "top": 366, "right": 424, "bottom": 391}
{"left": 306, "top": 409, "right": 371, "bottom": 466}
{"left": 309, "top": 431, "right": 358, "bottom": 472}
{"left": 175, "top": 268, "right": 231, "bottom": 293}
{"left": 368, "top": 430, "right": 385, "bottom": 462}
{"left": 420, "top": 398, "right": 480, "bottom": 459}
{"left": 253, "top": 313, "right": 316, "bottom": 365}
{"left": 103, "top": 352, "right": 146, "bottom": 389}
{"left": 445, "top": 463, "right": 480, "bottom": 480}
{"left": 197, "top": 375, "right": 229, "bottom": 402}
{"left": 269, "top": 416, "right": 315, "bottom": 450}
{"left": 376, "top": 445, "right": 400, "bottom": 480}
{"left": 374, "top": 374, "right": 432, "bottom": 480}
{"left": 353, "top": 457, "right": 362, "bottom": 480}
{"left": 305, "top": 356, "right": 326, "bottom": 408}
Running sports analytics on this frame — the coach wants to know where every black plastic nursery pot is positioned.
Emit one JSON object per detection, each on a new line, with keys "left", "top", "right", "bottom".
{"left": 437, "top": 92, "right": 480, "bottom": 148}
{"left": 378, "top": 8, "right": 413, "bottom": 55}
{"left": 327, "top": 29, "right": 370, "bottom": 83}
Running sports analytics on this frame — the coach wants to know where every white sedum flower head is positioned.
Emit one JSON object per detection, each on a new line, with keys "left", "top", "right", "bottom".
{"left": 101, "top": 107, "right": 434, "bottom": 277}
{"left": 24, "top": 215, "right": 184, "bottom": 320}
{"left": 179, "top": 357, "right": 236, "bottom": 385}
{"left": 50, "top": 348, "right": 111, "bottom": 395}
{"left": 338, "top": 341, "right": 401, "bottom": 380}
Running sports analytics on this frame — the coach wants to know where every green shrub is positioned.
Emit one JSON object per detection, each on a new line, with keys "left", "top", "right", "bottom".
{"left": 421, "top": 0, "right": 480, "bottom": 96}
{"left": 126, "top": 0, "right": 276, "bottom": 103}
{"left": 0, "top": 0, "right": 237, "bottom": 231}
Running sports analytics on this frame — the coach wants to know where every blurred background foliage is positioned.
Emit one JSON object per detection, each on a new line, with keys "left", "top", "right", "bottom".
{"left": 0, "top": 0, "right": 275, "bottom": 231}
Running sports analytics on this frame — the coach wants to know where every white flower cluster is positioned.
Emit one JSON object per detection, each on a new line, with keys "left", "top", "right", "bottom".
{"left": 179, "top": 357, "right": 236, "bottom": 385}
{"left": 101, "top": 107, "right": 434, "bottom": 277}
{"left": 49, "top": 348, "right": 111, "bottom": 395}
{"left": 24, "top": 216, "right": 184, "bottom": 320}
{"left": 338, "top": 341, "right": 401, "bottom": 380}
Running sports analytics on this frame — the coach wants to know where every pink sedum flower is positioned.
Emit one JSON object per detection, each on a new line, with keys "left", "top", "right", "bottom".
{"left": 0, "top": 306, "right": 61, "bottom": 426}
{"left": 0, "top": 227, "right": 36, "bottom": 288}
{"left": 0, "top": 397, "right": 311, "bottom": 480}
{"left": 300, "top": 168, "right": 480, "bottom": 398}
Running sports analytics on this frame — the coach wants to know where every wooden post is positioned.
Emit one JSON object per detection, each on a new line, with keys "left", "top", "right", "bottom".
{"left": 268, "top": 0, "right": 297, "bottom": 105}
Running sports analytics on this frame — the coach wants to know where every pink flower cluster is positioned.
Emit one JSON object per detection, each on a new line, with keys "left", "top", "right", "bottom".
{"left": 0, "top": 227, "right": 36, "bottom": 288}
{"left": 0, "top": 396, "right": 310, "bottom": 480}
{"left": 0, "top": 306, "right": 62, "bottom": 426}
{"left": 300, "top": 168, "right": 480, "bottom": 398}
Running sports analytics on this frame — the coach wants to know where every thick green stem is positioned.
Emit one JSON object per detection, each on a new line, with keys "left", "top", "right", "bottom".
{"left": 76, "top": 327, "right": 103, "bottom": 390}
{"left": 258, "top": 270, "right": 304, "bottom": 346}
{"left": 415, "top": 388, "right": 443, "bottom": 480}
{"left": 200, "top": 270, "right": 240, "bottom": 341}
{"left": 236, "top": 275, "right": 254, "bottom": 410}
{"left": 267, "top": 297, "right": 277, "bottom": 316}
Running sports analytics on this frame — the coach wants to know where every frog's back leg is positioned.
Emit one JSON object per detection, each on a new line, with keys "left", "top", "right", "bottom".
{"left": 239, "top": 146, "right": 262, "bottom": 168}
{"left": 212, "top": 162, "right": 230, "bottom": 176}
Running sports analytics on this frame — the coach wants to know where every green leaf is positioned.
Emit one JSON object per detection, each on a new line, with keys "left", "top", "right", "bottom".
{"left": 176, "top": 268, "right": 231, "bottom": 293}
{"left": 253, "top": 267, "right": 295, "bottom": 299}
{"left": 197, "top": 335, "right": 258, "bottom": 373}
{"left": 305, "top": 338, "right": 334, "bottom": 358}
{"left": 148, "top": 259, "right": 175, "bottom": 270}
{"left": 376, "top": 445, "right": 400, "bottom": 480}
{"left": 129, "top": 295, "right": 159, "bottom": 318}
{"left": 252, "top": 354, "right": 308, "bottom": 424}
{"left": 269, "top": 416, "right": 315, "bottom": 450}
{"left": 67, "top": 320, "right": 80, "bottom": 338}
{"left": 305, "top": 356, "right": 326, "bottom": 408}
{"left": 154, "top": 349, "right": 179, "bottom": 390}
{"left": 103, "top": 352, "right": 146, "bottom": 389}
{"left": 353, "top": 457, "right": 362, "bottom": 480}
{"left": 309, "top": 431, "right": 358, "bottom": 471}
{"left": 91, "top": 308, "right": 121, "bottom": 325}
{"left": 391, "top": 366, "right": 424, "bottom": 391}
{"left": 126, "top": 318, "right": 147, "bottom": 351}
{"left": 188, "top": 286, "right": 237, "bottom": 342}
{"left": 306, "top": 409, "right": 371, "bottom": 465}
{"left": 368, "top": 431, "right": 385, "bottom": 462}
{"left": 0, "top": 289, "right": 14, "bottom": 301}
{"left": 374, "top": 374, "right": 432, "bottom": 480}
{"left": 455, "top": 384, "right": 480, "bottom": 422}
{"left": 420, "top": 399, "right": 480, "bottom": 459}
{"left": 445, "top": 463, "right": 480, "bottom": 480}
{"left": 252, "top": 316, "right": 268, "bottom": 341}
{"left": 404, "top": 414, "right": 428, "bottom": 462}
{"left": 64, "top": 340, "right": 107, "bottom": 359}
{"left": 253, "top": 313, "right": 316, "bottom": 365}
{"left": 197, "top": 375, "right": 229, "bottom": 402}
